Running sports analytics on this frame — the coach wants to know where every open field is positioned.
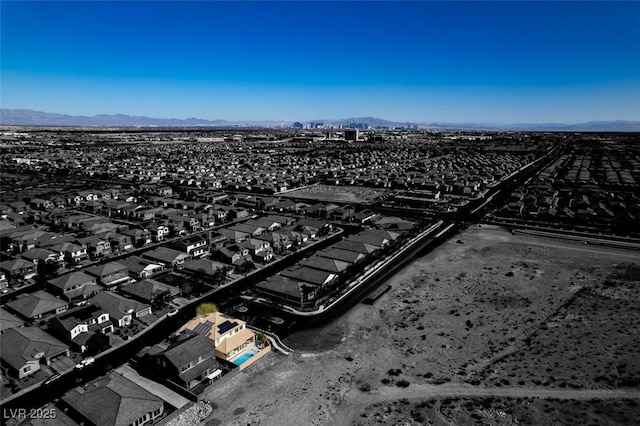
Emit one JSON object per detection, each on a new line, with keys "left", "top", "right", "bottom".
{"left": 354, "top": 396, "right": 640, "bottom": 425}
{"left": 200, "top": 225, "right": 640, "bottom": 425}
{"left": 282, "top": 184, "right": 388, "bottom": 203}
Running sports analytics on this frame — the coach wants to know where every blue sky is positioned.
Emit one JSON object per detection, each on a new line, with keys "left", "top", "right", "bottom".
{"left": 2, "top": 1, "right": 639, "bottom": 123}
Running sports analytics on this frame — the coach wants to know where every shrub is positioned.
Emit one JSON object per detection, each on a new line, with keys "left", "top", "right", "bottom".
{"left": 196, "top": 303, "right": 218, "bottom": 316}
{"left": 396, "top": 379, "right": 410, "bottom": 388}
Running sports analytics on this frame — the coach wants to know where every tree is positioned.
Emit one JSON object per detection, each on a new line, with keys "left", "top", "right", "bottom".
{"left": 257, "top": 333, "right": 268, "bottom": 345}
{"left": 151, "top": 290, "right": 171, "bottom": 311}
{"left": 236, "top": 260, "right": 255, "bottom": 274}
{"left": 182, "top": 281, "right": 194, "bottom": 298}
{"left": 196, "top": 302, "right": 218, "bottom": 317}
{"left": 86, "top": 331, "right": 111, "bottom": 356}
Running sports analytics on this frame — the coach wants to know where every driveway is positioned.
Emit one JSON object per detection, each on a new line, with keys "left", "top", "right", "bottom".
{"left": 49, "top": 356, "right": 76, "bottom": 373}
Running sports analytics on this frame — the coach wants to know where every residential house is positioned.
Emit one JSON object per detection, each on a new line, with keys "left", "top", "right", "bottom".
{"left": 142, "top": 247, "right": 192, "bottom": 268}
{"left": 318, "top": 248, "right": 366, "bottom": 265}
{"left": 85, "top": 261, "right": 131, "bottom": 288}
{"left": 227, "top": 208, "right": 249, "bottom": 220}
{"left": 120, "top": 227, "right": 152, "bottom": 247}
{"left": 262, "top": 214, "right": 297, "bottom": 227}
{"left": 331, "top": 205, "right": 357, "bottom": 221}
{"left": 171, "top": 235, "right": 209, "bottom": 258}
{"left": 178, "top": 312, "right": 257, "bottom": 363}
{"left": 309, "top": 203, "right": 339, "bottom": 218}
{"left": 354, "top": 209, "right": 378, "bottom": 223}
{"left": 74, "top": 235, "right": 112, "bottom": 258}
{"left": 219, "top": 228, "right": 250, "bottom": 244}
{"left": 208, "top": 231, "right": 228, "bottom": 248}
{"left": 165, "top": 214, "right": 194, "bottom": 234}
{"left": 272, "top": 199, "right": 297, "bottom": 212}
{"left": 255, "top": 276, "right": 318, "bottom": 309}
{"left": 347, "top": 232, "right": 391, "bottom": 249}
{"left": 333, "top": 240, "right": 378, "bottom": 255}
{"left": 21, "top": 247, "right": 64, "bottom": 274}
{"left": 239, "top": 238, "right": 273, "bottom": 263}
{"left": 209, "top": 208, "right": 228, "bottom": 223}
{"left": 227, "top": 223, "right": 266, "bottom": 237}
{"left": 297, "top": 218, "right": 332, "bottom": 234}
{"left": 146, "top": 333, "right": 222, "bottom": 391}
{"left": 47, "top": 271, "right": 101, "bottom": 301}
{"left": 370, "top": 215, "right": 414, "bottom": 230}
{"left": 60, "top": 371, "right": 164, "bottom": 426}
{"left": 0, "top": 326, "right": 70, "bottom": 378}
{"left": 244, "top": 218, "right": 282, "bottom": 232}
{"left": 299, "top": 256, "right": 350, "bottom": 274}
{"left": 254, "top": 231, "right": 293, "bottom": 253}
{"left": 0, "top": 258, "right": 37, "bottom": 283}
{"left": 48, "top": 304, "right": 114, "bottom": 352}
{"left": 48, "top": 241, "right": 89, "bottom": 264}
{"left": 277, "top": 227, "right": 309, "bottom": 245}
{"left": 90, "top": 291, "right": 151, "bottom": 327}
{"left": 120, "top": 278, "right": 181, "bottom": 305}
{"left": 122, "top": 256, "right": 165, "bottom": 279}
{"left": 147, "top": 222, "right": 170, "bottom": 242}
{"left": 364, "top": 229, "right": 401, "bottom": 242}
{"left": 280, "top": 266, "right": 337, "bottom": 288}
{"left": 108, "top": 232, "right": 135, "bottom": 253}
{"left": 212, "top": 245, "right": 251, "bottom": 266}
{"left": 0, "top": 308, "right": 25, "bottom": 333}
{"left": 181, "top": 258, "right": 231, "bottom": 279}
{"left": 5, "top": 290, "right": 69, "bottom": 322}
{"left": 30, "top": 198, "right": 54, "bottom": 210}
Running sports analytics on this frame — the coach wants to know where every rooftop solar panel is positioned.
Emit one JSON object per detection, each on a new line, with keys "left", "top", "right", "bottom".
{"left": 217, "top": 320, "right": 238, "bottom": 334}
{"left": 193, "top": 320, "right": 213, "bottom": 335}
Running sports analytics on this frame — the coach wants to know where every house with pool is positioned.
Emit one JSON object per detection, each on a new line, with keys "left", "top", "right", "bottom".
{"left": 178, "top": 311, "right": 270, "bottom": 370}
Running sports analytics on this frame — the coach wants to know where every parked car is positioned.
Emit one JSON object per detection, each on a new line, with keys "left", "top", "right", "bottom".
{"left": 167, "top": 309, "right": 179, "bottom": 317}
{"left": 42, "top": 373, "right": 62, "bottom": 385}
{"left": 75, "top": 357, "right": 95, "bottom": 369}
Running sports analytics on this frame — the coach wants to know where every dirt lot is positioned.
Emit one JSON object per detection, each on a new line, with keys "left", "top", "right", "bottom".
{"left": 283, "top": 185, "right": 388, "bottom": 203}
{"left": 353, "top": 397, "right": 640, "bottom": 425}
{"left": 201, "top": 225, "right": 640, "bottom": 425}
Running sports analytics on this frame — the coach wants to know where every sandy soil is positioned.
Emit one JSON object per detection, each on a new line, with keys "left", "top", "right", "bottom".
{"left": 283, "top": 185, "right": 387, "bottom": 203}
{"left": 201, "top": 225, "right": 640, "bottom": 426}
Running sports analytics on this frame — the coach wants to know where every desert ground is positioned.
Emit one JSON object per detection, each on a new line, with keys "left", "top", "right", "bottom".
{"left": 202, "top": 225, "right": 640, "bottom": 425}
{"left": 283, "top": 184, "right": 388, "bottom": 203}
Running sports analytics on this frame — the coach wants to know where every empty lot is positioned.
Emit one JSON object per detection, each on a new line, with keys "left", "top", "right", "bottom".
{"left": 202, "top": 225, "right": 640, "bottom": 425}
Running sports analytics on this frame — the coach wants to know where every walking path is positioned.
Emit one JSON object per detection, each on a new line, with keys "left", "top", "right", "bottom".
{"left": 247, "top": 325, "right": 293, "bottom": 355}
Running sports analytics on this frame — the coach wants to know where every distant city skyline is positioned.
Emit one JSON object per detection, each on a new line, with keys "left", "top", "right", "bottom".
{"left": 2, "top": 1, "right": 639, "bottom": 123}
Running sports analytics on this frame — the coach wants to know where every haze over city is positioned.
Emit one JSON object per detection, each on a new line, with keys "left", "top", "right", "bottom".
{"left": 2, "top": 1, "right": 639, "bottom": 124}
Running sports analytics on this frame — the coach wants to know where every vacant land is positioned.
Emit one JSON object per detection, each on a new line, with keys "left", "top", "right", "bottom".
{"left": 283, "top": 184, "right": 388, "bottom": 203}
{"left": 353, "top": 396, "right": 640, "bottom": 425}
{"left": 201, "top": 225, "right": 640, "bottom": 425}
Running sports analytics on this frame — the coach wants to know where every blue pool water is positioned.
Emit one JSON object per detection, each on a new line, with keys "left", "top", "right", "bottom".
{"left": 233, "top": 349, "right": 258, "bottom": 365}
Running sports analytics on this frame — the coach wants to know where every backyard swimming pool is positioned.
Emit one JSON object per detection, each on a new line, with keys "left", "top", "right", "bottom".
{"left": 233, "top": 349, "right": 258, "bottom": 366}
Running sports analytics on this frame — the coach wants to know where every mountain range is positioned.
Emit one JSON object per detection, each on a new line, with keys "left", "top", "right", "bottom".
{"left": 1, "top": 109, "right": 639, "bottom": 132}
